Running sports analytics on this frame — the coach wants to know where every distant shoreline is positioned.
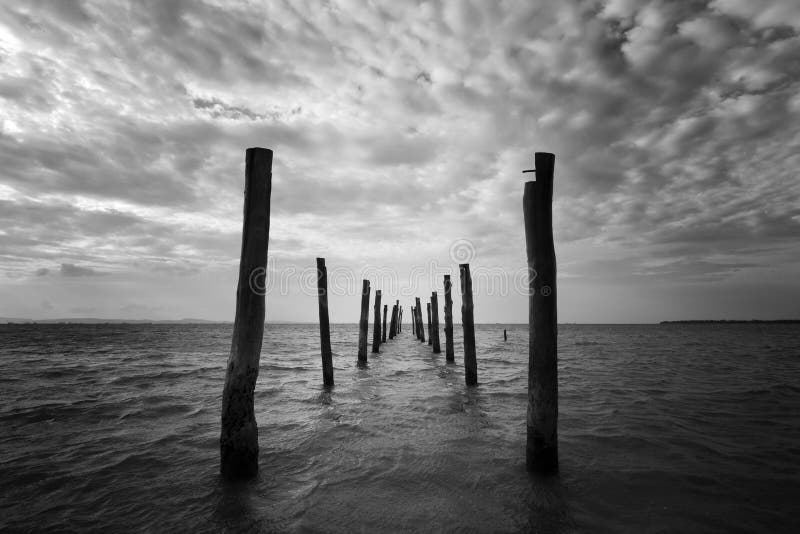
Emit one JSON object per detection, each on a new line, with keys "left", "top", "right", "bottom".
{"left": 2, "top": 319, "right": 798, "bottom": 325}
{"left": 659, "top": 320, "right": 800, "bottom": 324}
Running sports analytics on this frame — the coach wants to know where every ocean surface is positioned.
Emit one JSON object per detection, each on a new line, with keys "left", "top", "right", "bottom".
{"left": 1, "top": 322, "right": 799, "bottom": 533}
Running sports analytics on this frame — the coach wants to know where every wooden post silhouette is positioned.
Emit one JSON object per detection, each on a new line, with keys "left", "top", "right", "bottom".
{"left": 524, "top": 151, "right": 558, "bottom": 474}
{"left": 415, "top": 297, "right": 425, "bottom": 342}
{"left": 316, "top": 257, "right": 333, "bottom": 387}
{"left": 220, "top": 147, "right": 272, "bottom": 479}
{"left": 444, "top": 275, "right": 454, "bottom": 362}
{"left": 426, "top": 302, "right": 432, "bottom": 346}
{"left": 398, "top": 306, "right": 402, "bottom": 333}
{"left": 460, "top": 263, "right": 477, "bottom": 385}
{"left": 357, "top": 279, "right": 370, "bottom": 364}
{"left": 411, "top": 306, "right": 416, "bottom": 336}
{"left": 504, "top": 329, "right": 507, "bottom": 341}
{"left": 395, "top": 300, "right": 400, "bottom": 334}
{"left": 431, "top": 292, "right": 441, "bottom": 353}
{"left": 372, "top": 290, "right": 382, "bottom": 353}
{"left": 389, "top": 304, "right": 397, "bottom": 339}
{"left": 382, "top": 304, "right": 388, "bottom": 343}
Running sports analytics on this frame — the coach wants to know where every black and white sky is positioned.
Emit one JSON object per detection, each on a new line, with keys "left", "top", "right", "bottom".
{"left": 1, "top": 0, "right": 799, "bottom": 322}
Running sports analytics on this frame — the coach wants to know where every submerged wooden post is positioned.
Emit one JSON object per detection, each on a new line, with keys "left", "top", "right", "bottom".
{"left": 317, "top": 257, "right": 334, "bottom": 387}
{"left": 358, "top": 279, "right": 370, "bottom": 364}
{"left": 220, "top": 147, "right": 272, "bottom": 479}
{"left": 415, "top": 297, "right": 425, "bottom": 342}
{"left": 382, "top": 304, "right": 388, "bottom": 343}
{"left": 460, "top": 263, "right": 477, "bottom": 385}
{"left": 411, "top": 306, "right": 416, "bottom": 336}
{"left": 443, "top": 275, "right": 454, "bottom": 362}
{"left": 426, "top": 302, "right": 432, "bottom": 346}
{"left": 395, "top": 300, "right": 400, "bottom": 334}
{"left": 372, "top": 290, "right": 382, "bottom": 353}
{"left": 504, "top": 329, "right": 507, "bottom": 342}
{"left": 524, "top": 152, "right": 559, "bottom": 474}
{"left": 398, "top": 306, "right": 402, "bottom": 333}
{"left": 431, "top": 292, "right": 441, "bottom": 353}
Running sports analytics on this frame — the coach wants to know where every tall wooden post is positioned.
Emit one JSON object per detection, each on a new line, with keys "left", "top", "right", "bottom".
{"left": 382, "top": 304, "right": 388, "bottom": 343}
{"left": 358, "top": 279, "right": 370, "bottom": 364}
{"left": 415, "top": 297, "right": 425, "bottom": 342}
{"left": 524, "top": 152, "right": 558, "bottom": 474}
{"left": 460, "top": 263, "right": 477, "bottom": 385}
{"left": 411, "top": 306, "right": 416, "bottom": 336}
{"left": 389, "top": 304, "right": 397, "bottom": 339}
{"left": 372, "top": 290, "right": 382, "bottom": 353}
{"left": 426, "top": 302, "right": 432, "bottom": 346}
{"left": 431, "top": 292, "right": 441, "bottom": 353}
{"left": 444, "top": 275, "right": 454, "bottom": 362}
{"left": 220, "top": 147, "right": 272, "bottom": 479}
{"left": 395, "top": 300, "right": 400, "bottom": 334}
{"left": 398, "top": 306, "right": 402, "bottom": 333}
{"left": 317, "top": 257, "right": 333, "bottom": 387}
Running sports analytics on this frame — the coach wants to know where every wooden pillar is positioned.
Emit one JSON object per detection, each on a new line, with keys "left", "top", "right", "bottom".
{"left": 426, "top": 302, "right": 432, "bottom": 346}
{"left": 382, "top": 304, "right": 388, "bottom": 343}
{"left": 415, "top": 297, "right": 425, "bottom": 342}
{"left": 372, "top": 289, "right": 382, "bottom": 353}
{"left": 398, "top": 306, "right": 402, "bottom": 333}
{"left": 358, "top": 279, "right": 370, "bottom": 364}
{"left": 220, "top": 147, "right": 272, "bottom": 479}
{"left": 504, "top": 329, "right": 507, "bottom": 342}
{"left": 524, "top": 151, "right": 558, "bottom": 474}
{"left": 459, "top": 263, "right": 477, "bottom": 385}
{"left": 389, "top": 303, "right": 397, "bottom": 339}
{"left": 443, "top": 275, "right": 454, "bottom": 362}
{"left": 317, "top": 257, "right": 333, "bottom": 387}
{"left": 431, "top": 292, "right": 441, "bottom": 353}
{"left": 411, "top": 306, "right": 416, "bottom": 336}
{"left": 395, "top": 300, "right": 400, "bottom": 334}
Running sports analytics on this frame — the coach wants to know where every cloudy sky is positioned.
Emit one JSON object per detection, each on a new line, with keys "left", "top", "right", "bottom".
{"left": 1, "top": 0, "right": 799, "bottom": 323}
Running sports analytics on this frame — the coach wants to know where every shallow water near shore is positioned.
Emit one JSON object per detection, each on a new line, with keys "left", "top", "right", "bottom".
{"left": 1, "top": 322, "right": 799, "bottom": 532}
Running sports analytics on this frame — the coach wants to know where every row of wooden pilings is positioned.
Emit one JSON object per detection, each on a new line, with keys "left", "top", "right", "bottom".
{"left": 220, "top": 147, "right": 558, "bottom": 480}
{"left": 407, "top": 268, "right": 477, "bottom": 385}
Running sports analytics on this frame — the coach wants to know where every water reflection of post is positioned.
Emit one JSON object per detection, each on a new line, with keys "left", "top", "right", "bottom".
{"left": 523, "top": 152, "right": 558, "bottom": 474}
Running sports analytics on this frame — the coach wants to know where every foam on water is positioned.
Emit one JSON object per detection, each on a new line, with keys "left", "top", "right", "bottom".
{"left": 1, "top": 323, "right": 799, "bottom": 532}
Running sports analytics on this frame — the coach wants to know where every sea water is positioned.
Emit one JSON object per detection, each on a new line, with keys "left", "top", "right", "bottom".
{"left": 1, "top": 323, "right": 798, "bottom": 532}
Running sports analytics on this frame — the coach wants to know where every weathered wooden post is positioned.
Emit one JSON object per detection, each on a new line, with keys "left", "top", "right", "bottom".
{"left": 415, "top": 297, "right": 425, "bottom": 342}
{"left": 524, "top": 151, "right": 559, "bottom": 474}
{"left": 382, "top": 304, "right": 388, "bottom": 343}
{"left": 443, "top": 275, "right": 454, "bottom": 362}
{"left": 431, "top": 292, "right": 441, "bottom": 353}
{"left": 426, "top": 302, "right": 432, "bottom": 346}
{"left": 220, "top": 147, "right": 272, "bottom": 479}
{"left": 395, "top": 300, "right": 400, "bottom": 334}
{"left": 389, "top": 304, "right": 397, "bottom": 339}
{"left": 398, "top": 306, "right": 402, "bottom": 333}
{"left": 317, "top": 257, "right": 334, "bottom": 387}
{"left": 372, "top": 289, "right": 382, "bottom": 353}
{"left": 358, "top": 279, "right": 370, "bottom": 364}
{"left": 411, "top": 306, "right": 416, "bottom": 336}
{"left": 504, "top": 329, "right": 508, "bottom": 342}
{"left": 460, "top": 263, "right": 477, "bottom": 385}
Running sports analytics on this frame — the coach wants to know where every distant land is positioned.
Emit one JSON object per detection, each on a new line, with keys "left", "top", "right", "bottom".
{"left": 0, "top": 317, "right": 224, "bottom": 324}
{"left": 659, "top": 320, "right": 800, "bottom": 324}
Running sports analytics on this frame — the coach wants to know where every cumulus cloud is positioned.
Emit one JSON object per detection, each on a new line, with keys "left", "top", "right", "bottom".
{"left": 0, "top": 0, "right": 798, "bottom": 321}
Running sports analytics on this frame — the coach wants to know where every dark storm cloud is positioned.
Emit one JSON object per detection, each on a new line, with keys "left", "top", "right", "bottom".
{"left": 60, "top": 263, "right": 102, "bottom": 277}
